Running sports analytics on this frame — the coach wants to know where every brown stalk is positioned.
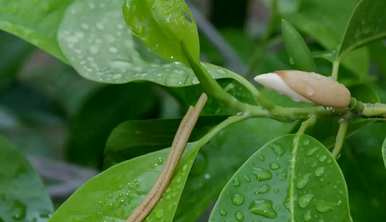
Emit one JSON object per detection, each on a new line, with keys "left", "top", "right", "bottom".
{"left": 127, "top": 93, "right": 208, "bottom": 222}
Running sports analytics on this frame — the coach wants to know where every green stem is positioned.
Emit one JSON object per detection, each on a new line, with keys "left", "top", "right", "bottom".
{"left": 361, "top": 103, "right": 386, "bottom": 117}
{"left": 332, "top": 120, "right": 349, "bottom": 158}
{"left": 331, "top": 59, "right": 341, "bottom": 80}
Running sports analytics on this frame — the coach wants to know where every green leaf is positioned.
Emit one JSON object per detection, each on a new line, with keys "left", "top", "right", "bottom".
{"left": 286, "top": 0, "right": 370, "bottom": 78}
{"left": 49, "top": 142, "right": 202, "bottom": 222}
{"left": 123, "top": 0, "right": 199, "bottom": 64}
{"left": 175, "top": 119, "right": 294, "bottom": 222}
{"left": 281, "top": 19, "right": 316, "bottom": 71}
{"left": 104, "top": 117, "right": 225, "bottom": 167}
{"left": 0, "top": 136, "right": 53, "bottom": 222}
{"left": 338, "top": 0, "right": 386, "bottom": 58}
{"left": 383, "top": 137, "right": 386, "bottom": 169}
{"left": 209, "top": 135, "right": 351, "bottom": 222}
{"left": 66, "top": 83, "right": 158, "bottom": 167}
{"left": 340, "top": 122, "right": 386, "bottom": 221}
{"left": 58, "top": 0, "right": 233, "bottom": 85}
{"left": 0, "top": 0, "right": 73, "bottom": 62}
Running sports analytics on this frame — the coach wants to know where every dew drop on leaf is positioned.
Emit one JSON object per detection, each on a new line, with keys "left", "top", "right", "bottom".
{"left": 272, "top": 144, "right": 285, "bottom": 156}
{"left": 234, "top": 211, "right": 244, "bottom": 221}
{"left": 254, "top": 168, "right": 272, "bottom": 181}
{"left": 232, "top": 193, "right": 245, "bottom": 206}
{"left": 232, "top": 177, "right": 240, "bottom": 187}
{"left": 255, "top": 184, "right": 271, "bottom": 195}
{"left": 304, "top": 210, "right": 312, "bottom": 221}
{"left": 315, "top": 167, "right": 325, "bottom": 177}
{"left": 298, "top": 194, "right": 314, "bottom": 208}
{"left": 269, "top": 162, "right": 280, "bottom": 170}
{"left": 248, "top": 199, "right": 277, "bottom": 218}
{"left": 296, "top": 173, "right": 311, "bottom": 189}
{"left": 220, "top": 209, "right": 227, "bottom": 216}
{"left": 316, "top": 200, "right": 335, "bottom": 213}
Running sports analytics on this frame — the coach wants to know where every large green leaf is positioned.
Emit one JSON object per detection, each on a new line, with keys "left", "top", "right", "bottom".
{"left": 338, "top": 0, "right": 386, "bottom": 58}
{"left": 0, "top": 136, "right": 53, "bottom": 222}
{"left": 340, "top": 122, "right": 386, "bottom": 221}
{"left": 123, "top": 0, "right": 199, "bottom": 64}
{"left": 104, "top": 117, "right": 225, "bottom": 167}
{"left": 58, "top": 0, "right": 233, "bottom": 85}
{"left": 49, "top": 142, "right": 202, "bottom": 222}
{"left": 66, "top": 83, "right": 158, "bottom": 167}
{"left": 209, "top": 135, "right": 351, "bottom": 222}
{"left": 175, "top": 118, "right": 294, "bottom": 222}
{"left": 0, "top": 0, "right": 72, "bottom": 61}
{"left": 285, "top": 0, "right": 369, "bottom": 78}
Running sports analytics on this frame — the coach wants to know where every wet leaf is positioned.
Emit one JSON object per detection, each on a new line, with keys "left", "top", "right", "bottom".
{"left": 49, "top": 140, "right": 205, "bottom": 222}
{"left": 58, "top": 0, "right": 233, "bottom": 85}
{"left": 123, "top": 0, "right": 199, "bottom": 64}
{"left": 0, "top": 0, "right": 73, "bottom": 61}
{"left": 338, "top": 0, "right": 386, "bottom": 58}
{"left": 281, "top": 19, "right": 316, "bottom": 71}
{"left": 0, "top": 136, "right": 53, "bottom": 222}
{"left": 210, "top": 135, "right": 351, "bottom": 222}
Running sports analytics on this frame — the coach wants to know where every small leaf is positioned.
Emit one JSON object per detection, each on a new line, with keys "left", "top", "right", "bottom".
{"left": 123, "top": 0, "right": 200, "bottom": 63}
{"left": 49, "top": 143, "right": 201, "bottom": 222}
{"left": 58, "top": 0, "right": 232, "bottom": 85}
{"left": 0, "top": 136, "right": 53, "bottom": 222}
{"left": 0, "top": 0, "right": 72, "bottom": 62}
{"left": 338, "top": 0, "right": 386, "bottom": 58}
{"left": 383, "top": 137, "right": 386, "bottom": 169}
{"left": 209, "top": 135, "right": 351, "bottom": 222}
{"left": 281, "top": 19, "right": 316, "bottom": 71}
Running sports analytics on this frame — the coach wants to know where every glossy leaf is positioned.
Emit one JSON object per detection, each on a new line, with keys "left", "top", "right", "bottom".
{"left": 0, "top": 0, "right": 72, "bottom": 61}
{"left": 286, "top": 0, "right": 369, "bottom": 78}
{"left": 281, "top": 19, "right": 316, "bottom": 71}
{"left": 341, "top": 122, "right": 386, "bottom": 221}
{"left": 175, "top": 118, "right": 294, "bottom": 222}
{"left": 338, "top": 0, "right": 386, "bottom": 58}
{"left": 49, "top": 143, "right": 201, "bottom": 222}
{"left": 58, "top": 0, "right": 232, "bottom": 85}
{"left": 210, "top": 135, "right": 351, "bottom": 222}
{"left": 123, "top": 0, "right": 199, "bottom": 63}
{"left": 104, "top": 117, "right": 225, "bottom": 167}
{"left": 0, "top": 136, "right": 53, "bottom": 222}
{"left": 66, "top": 83, "right": 158, "bottom": 167}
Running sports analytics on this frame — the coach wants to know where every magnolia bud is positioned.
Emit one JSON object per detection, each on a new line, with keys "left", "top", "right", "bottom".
{"left": 254, "top": 70, "right": 351, "bottom": 108}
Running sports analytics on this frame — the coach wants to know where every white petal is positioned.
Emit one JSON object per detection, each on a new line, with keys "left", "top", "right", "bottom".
{"left": 254, "top": 73, "right": 310, "bottom": 103}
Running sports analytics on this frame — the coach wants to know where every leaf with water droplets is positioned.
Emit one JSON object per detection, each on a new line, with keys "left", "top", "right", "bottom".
{"left": 123, "top": 0, "right": 199, "bottom": 64}
{"left": 0, "top": 136, "right": 53, "bottom": 222}
{"left": 49, "top": 142, "right": 202, "bottom": 222}
{"left": 58, "top": 0, "right": 234, "bottom": 85}
{"left": 209, "top": 135, "right": 351, "bottom": 222}
{"left": 0, "top": 0, "right": 73, "bottom": 62}
{"left": 338, "top": 0, "right": 386, "bottom": 58}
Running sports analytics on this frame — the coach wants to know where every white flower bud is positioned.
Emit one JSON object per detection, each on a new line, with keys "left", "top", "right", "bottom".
{"left": 254, "top": 70, "right": 351, "bottom": 108}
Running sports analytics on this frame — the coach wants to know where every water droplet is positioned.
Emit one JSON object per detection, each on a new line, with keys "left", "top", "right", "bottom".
{"left": 315, "top": 167, "right": 325, "bottom": 177}
{"left": 254, "top": 168, "right": 272, "bottom": 181}
{"left": 270, "top": 162, "right": 280, "bottom": 170}
{"left": 12, "top": 201, "right": 26, "bottom": 220}
{"left": 304, "top": 210, "right": 312, "bottom": 221}
{"left": 316, "top": 200, "right": 334, "bottom": 213}
{"left": 191, "top": 152, "right": 207, "bottom": 175}
{"left": 296, "top": 173, "right": 311, "bottom": 189}
{"left": 307, "top": 147, "right": 318, "bottom": 156}
{"left": 220, "top": 209, "right": 227, "bottom": 216}
{"left": 249, "top": 199, "right": 277, "bottom": 218}
{"left": 235, "top": 211, "right": 244, "bottom": 221}
{"left": 255, "top": 184, "right": 271, "bottom": 195}
{"left": 232, "top": 177, "right": 240, "bottom": 187}
{"left": 258, "top": 154, "right": 266, "bottom": 161}
{"left": 298, "top": 194, "right": 314, "bottom": 208}
{"left": 319, "top": 155, "right": 327, "bottom": 162}
{"left": 232, "top": 194, "right": 245, "bottom": 206}
{"left": 272, "top": 144, "right": 285, "bottom": 156}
